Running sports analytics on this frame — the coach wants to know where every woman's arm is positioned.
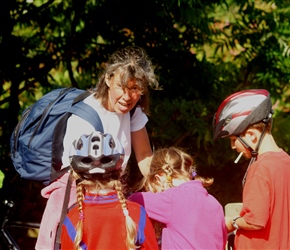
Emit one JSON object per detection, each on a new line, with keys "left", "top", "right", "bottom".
{"left": 131, "top": 127, "right": 153, "bottom": 177}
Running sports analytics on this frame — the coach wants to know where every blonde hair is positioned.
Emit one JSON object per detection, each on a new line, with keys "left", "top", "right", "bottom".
{"left": 144, "top": 147, "right": 213, "bottom": 192}
{"left": 72, "top": 170, "right": 138, "bottom": 250}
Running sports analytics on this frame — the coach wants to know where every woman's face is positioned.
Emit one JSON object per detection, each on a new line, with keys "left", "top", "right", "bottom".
{"left": 106, "top": 73, "right": 143, "bottom": 114}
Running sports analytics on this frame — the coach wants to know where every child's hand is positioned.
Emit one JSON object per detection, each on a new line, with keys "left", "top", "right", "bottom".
{"left": 225, "top": 216, "right": 236, "bottom": 233}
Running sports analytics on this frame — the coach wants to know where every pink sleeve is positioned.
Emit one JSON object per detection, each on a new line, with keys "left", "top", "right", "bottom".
{"left": 128, "top": 191, "right": 172, "bottom": 224}
{"left": 36, "top": 174, "right": 77, "bottom": 249}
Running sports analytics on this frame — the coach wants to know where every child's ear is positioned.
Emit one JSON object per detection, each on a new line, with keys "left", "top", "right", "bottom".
{"left": 154, "top": 174, "right": 163, "bottom": 183}
{"left": 154, "top": 174, "right": 167, "bottom": 187}
{"left": 246, "top": 129, "right": 258, "bottom": 143}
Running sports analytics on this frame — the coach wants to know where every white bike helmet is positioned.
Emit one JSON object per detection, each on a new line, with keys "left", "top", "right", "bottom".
{"left": 69, "top": 131, "right": 124, "bottom": 179}
{"left": 213, "top": 89, "right": 273, "bottom": 141}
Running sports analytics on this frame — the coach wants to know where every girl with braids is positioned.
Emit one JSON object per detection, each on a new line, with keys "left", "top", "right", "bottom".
{"left": 61, "top": 131, "right": 158, "bottom": 250}
{"left": 129, "top": 147, "right": 227, "bottom": 250}
{"left": 36, "top": 46, "right": 160, "bottom": 249}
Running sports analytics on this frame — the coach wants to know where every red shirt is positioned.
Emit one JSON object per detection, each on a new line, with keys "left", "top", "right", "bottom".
{"left": 236, "top": 151, "right": 290, "bottom": 249}
{"left": 61, "top": 192, "right": 158, "bottom": 250}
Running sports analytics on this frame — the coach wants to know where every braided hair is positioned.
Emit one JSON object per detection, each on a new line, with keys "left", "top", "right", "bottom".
{"left": 72, "top": 170, "right": 138, "bottom": 250}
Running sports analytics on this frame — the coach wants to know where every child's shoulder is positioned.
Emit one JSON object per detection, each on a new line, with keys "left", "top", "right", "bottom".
{"left": 126, "top": 199, "right": 143, "bottom": 209}
{"left": 126, "top": 199, "right": 148, "bottom": 217}
{"left": 258, "top": 150, "right": 289, "bottom": 163}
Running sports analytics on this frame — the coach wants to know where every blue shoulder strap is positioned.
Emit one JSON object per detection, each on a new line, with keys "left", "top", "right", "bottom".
{"left": 69, "top": 101, "right": 104, "bottom": 133}
{"left": 136, "top": 206, "right": 147, "bottom": 246}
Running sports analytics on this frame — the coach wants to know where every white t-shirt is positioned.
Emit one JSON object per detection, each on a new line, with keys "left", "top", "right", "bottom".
{"left": 61, "top": 94, "right": 148, "bottom": 171}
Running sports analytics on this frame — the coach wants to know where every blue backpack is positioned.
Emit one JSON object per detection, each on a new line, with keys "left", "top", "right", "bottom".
{"left": 10, "top": 87, "right": 104, "bottom": 185}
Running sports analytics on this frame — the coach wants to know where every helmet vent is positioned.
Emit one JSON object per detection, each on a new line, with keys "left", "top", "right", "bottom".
{"left": 224, "top": 117, "right": 232, "bottom": 126}
{"left": 100, "top": 156, "right": 112, "bottom": 164}
{"left": 109, "top": 138, "right": 115, "bottom": 148}
{"left": 91, "top": 135, "right": 101, "bottom": 142}
{"left": 76, "top": 139, "right": 83, "bottom": 150}
{"left": 81, "top": 157, "right": 93, "bottom": 164}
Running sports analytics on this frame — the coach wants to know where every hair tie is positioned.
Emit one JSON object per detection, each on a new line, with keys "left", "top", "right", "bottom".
{"left": 79, "top": 211, "right": 85, "bottom": 221}
{"left": 192, "top": 171, "right": 197, "bottom": 177}
{"left": 123, "top": 209, "right": 129, "bottom": 217}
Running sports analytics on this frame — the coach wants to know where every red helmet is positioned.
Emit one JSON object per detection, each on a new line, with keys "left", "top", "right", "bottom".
{"left": 213, "top": 89, "right": 273, "bottom": 141}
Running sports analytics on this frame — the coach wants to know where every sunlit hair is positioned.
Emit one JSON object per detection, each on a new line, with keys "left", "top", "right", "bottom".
{"left": 194, "top": 174, "right": 214, "bottom": 187}
{"left": 243, "top": 119, "right": 273, "bottom": 135}
{"left": 93, "top": 46, "right": 159, "bottom": 115}
{"left": 71, "top": 170, "right": 138, "bottom": 250}
{"left": 144, "top": 147, "right": 213, "bottom": 193}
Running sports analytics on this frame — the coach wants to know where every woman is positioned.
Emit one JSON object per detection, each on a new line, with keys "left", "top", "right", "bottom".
{"left": 36, "top": 46, "right": 159, "bottom": 249}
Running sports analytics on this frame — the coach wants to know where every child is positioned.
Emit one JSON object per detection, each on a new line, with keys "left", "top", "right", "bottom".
{"left": 128, "top": 147, "right": 227, "bottom": 250}
{"left": 213, "top": 89, "right": 290, "bottom": 249}
{"left": 60, "top": 131, "right": 158, "bottom": 250}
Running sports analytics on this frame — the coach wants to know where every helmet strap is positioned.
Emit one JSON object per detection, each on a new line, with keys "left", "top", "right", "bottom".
{"left": 241, "top": 120, "right": 269, "bottom": 187}
{"left": 237, "top": 136, "right": 252, "bottom": 151}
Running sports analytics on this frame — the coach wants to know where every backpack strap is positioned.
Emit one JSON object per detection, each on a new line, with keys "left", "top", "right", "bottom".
{"left": 69, "top": 101, "right": 104, "bottom": 133}
{"left": 71, "top": 90, "right": 92, "bottom": 104}
{"left": 54, "top": 170, "right": 74, "bottom": 250}
{"left": 136, "top": 206, "right": 147, "bottom": 246}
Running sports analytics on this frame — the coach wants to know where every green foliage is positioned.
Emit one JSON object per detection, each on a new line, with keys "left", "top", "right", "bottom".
{"left": 0, "top": 170, "right": 4, "bottom": 189}
{"left": 272, "top": 109, "right": 290, "bottom": 152}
